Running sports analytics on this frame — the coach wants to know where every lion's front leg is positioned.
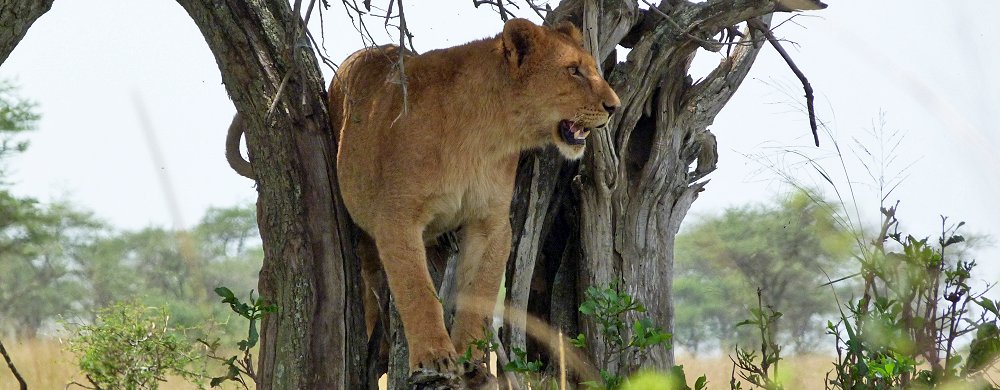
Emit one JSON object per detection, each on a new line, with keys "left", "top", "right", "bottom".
{"left": 450, "top": 214, "right": 511, "bottom": 364}
{"left": 373, "top": 224, "right": 462, "bottom": 386}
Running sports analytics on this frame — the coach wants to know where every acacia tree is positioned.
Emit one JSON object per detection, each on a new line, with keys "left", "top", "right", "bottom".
{"left": 0, "top": 0, "right": 822, "bottom": 388}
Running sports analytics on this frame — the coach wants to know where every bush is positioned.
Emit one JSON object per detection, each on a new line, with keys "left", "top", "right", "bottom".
{"left": 67, "top": 301, "right": 205, "bottom": 389}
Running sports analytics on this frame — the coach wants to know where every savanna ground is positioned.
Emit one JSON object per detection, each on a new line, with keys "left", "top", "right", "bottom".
{"left": 0, "top": 338, "right": 838, "bottom": 390}
{"left": 0, "top": 338, "right": 247, "bottom": 390}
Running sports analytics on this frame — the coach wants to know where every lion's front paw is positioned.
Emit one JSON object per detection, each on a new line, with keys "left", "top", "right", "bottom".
{"left": 409, "top": 354, "right": 462, "bottom": 389}
{"left": 461, "top": 361, "right": 497, "bottom": 390}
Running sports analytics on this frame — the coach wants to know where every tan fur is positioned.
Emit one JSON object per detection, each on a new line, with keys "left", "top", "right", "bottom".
{"left": 331, "top": 18, "right": 619, "bottom": 376}
{"left": 228, "top": 18, "right": 619, "bottom": 378}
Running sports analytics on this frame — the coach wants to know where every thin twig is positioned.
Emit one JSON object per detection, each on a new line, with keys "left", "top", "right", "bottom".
{"left": 264, "top": 0, "right": 309, "bottom": 123}
{"left": 0, "top": 338, "right": 27, "bottom": 390}
{"left": 395, "top": 0, "right": 410, "bottom": 114}
{"left": 524, "top": 0, "right": 550, "bottom": 20}
{"left": 748, "top": 17, "right": 819, "bottom": 147}
{"left": 472, "top": 0, "right": 518, "bottom": 21}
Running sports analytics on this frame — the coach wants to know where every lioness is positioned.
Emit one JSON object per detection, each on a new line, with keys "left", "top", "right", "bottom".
{"left": 228, "top": 18, "right": 619, "bottom": 387}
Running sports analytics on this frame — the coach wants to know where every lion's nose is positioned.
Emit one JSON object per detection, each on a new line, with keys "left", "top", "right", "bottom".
{"left": 603, "top": 103, "right": 617, "bottom": 115}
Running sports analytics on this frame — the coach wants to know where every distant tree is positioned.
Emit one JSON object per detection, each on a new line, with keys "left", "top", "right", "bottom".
{"left": 0, "top": 82, "right": 101, "bottom": 338}
{"left": 0, "top": 195, "right": 104, "bottom": 338}
{"left": 674, "top": 190, "right": 854, "bottom": 352}
{"left": 76, "top": 204, "right": 262, "bottom": 330}
{"left": 0, "top": 80, "right": 39, "bottom": 177}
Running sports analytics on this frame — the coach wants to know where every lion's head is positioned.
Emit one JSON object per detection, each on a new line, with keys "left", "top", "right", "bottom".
{"left": 500, "top": 18, "right": 621, "bottom": 160}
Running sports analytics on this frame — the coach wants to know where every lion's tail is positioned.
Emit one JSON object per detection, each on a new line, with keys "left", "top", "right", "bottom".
{"left": 225, "top": 113, "right": 255, "bottom": 180}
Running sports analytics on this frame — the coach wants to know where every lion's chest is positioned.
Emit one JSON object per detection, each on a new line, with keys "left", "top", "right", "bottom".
{"left": 422, "top": 160, "right": 514, "bottom": 241}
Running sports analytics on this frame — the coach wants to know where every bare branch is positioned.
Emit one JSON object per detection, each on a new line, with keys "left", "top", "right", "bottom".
{"left": 748, "top": 17, "right": 819, "bottom": 146}
{"left": 396, "top": 0, "right": 410, "bottom": 113}
{"left": 472, "top": 0, "right": 518, "bottom": 22}
{"left": 524, "top": 0, "right": 551, "bottom": 20}
{"left": 0, "top": 338, "right": 27, "bottom": 390}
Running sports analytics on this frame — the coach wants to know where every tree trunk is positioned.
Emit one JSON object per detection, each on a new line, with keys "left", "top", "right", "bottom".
{"left": 175, "top": 1, "right": 366, "bottom": 389}
{"left": 0, "top": 0, "right": 53, "bottom": 64}
{"left": 505, "top": 0, "right": 779, "bottom": 378}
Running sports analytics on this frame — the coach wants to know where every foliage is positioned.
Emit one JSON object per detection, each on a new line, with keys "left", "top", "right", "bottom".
{"left": 675, "top": 190, "right": 854, "bottom": 353}
{"left": 0, "top": 197, "right": 104, "bottom": 338}
{"left": 0, "top": 201, "right": 261, "bottom": 339}
{"left": 622, "top": 367, "right": 707, "bottom": 390}
{"left": 0, "top": 79, "right": 39, "bottom": 178}
{"left": 825, "top": 205, "right": 1000, "bottom": 389}
{"left": 504, "top": 346, "right": 543, "bottom": 374}
{"left": 575, "top": 284, "right": 680, "bottom": 389}
{"left": 66, "top": 301, "right": 205, "bottom": 390}
{"left": 200, "top": 287, "right": 276, "bottom": 389}
{"left": 730, "top": 290, "right": 785, "bottom": 390}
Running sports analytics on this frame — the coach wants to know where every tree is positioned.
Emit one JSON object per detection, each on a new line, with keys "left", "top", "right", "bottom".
{"left": 501, "top": 0, "right": 824, "bottom": 379}
{"left": 674, "top": 190, "right": 853, "bottom": 352}
{"left": 0, "top": 0, "right": 825, "bottom": 387}
{"left": 174, "top": 2, "right": 366, "bottom": 388}
{"left": 0, "top": 80, "right": 99, "bottom": 339}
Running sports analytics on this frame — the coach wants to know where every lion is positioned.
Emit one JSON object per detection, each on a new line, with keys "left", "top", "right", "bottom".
{"left": 227, "top": 18, "right": 619, "bottom": 388}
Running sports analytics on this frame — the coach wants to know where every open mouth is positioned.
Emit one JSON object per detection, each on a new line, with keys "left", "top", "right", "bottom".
{"left": 559, "top": 120, "right": 590, "bottom": 146}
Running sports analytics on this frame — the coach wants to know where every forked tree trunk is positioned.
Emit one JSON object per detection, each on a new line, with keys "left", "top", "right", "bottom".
{"left": 175, "top": 1, "right": 367, "bottom": 389}
{"left": 504, "top": 0, "right": 778, "bottom": 378}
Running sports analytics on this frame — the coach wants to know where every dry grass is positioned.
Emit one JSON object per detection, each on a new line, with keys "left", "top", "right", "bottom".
{"left": 0, "top": 338, "right": 237, "bottom": 390}
{"left": 4, "top": 339, "right": 994, "bottom": 389}
{"left": 0, "top": 342, "right": 839, "bottom": 390}
{"left": 677, "top": 353, "right": 835, "bottom": 390}
{"left": 1, "top": 338, "right": 78, "bottom": 390}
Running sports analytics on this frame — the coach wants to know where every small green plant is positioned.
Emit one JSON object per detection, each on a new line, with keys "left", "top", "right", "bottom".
{"left": 199, "top": 287, "right": 277, "bottom": 389}
{"left": 67, "top": 301, "right": 204, "bottom": 390}
{"left": 730, "top": 289, "right": 784, "bottom": 390}
{"left": 505, "top": 346, "right": 543, "bottom": 373}
{"left": 458, "top": 327, "right": 499, "bottom": 365}
{"left": 623, "top": 366, "right": 707, "bottom": 390}
{"left": 575, "top": 283, "right": 678, "bottom": 389}
{"left": 458, "top": 329, "right": 551, "bottom": 388}
{"left": 825, "top": 206, "right": 1000, "bottom": 389}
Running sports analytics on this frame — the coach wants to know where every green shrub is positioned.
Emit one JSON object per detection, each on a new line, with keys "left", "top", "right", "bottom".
{"left": 825, "top": 206, "right": 1000, "bottom": 389}
{"left": 67, "top": 301, "right": 204, "bottom": 389}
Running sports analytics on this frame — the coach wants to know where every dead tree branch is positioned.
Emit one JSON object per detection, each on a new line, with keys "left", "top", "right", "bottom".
{"left": 0, "top": 338, "right": 27, "bottom": 390}
{"left": 748, "top": 17, "right": 819, "bottom": 146}
{"left": 472, "top": 0, "right": 519, "bottom": 21}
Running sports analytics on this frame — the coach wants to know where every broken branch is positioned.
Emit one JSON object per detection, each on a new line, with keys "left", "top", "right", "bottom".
{"left": 748, "top": 17, "right": 819, "bottom": 147}
{"left": 0, "top": 338, "right": 27, "bottom": 390}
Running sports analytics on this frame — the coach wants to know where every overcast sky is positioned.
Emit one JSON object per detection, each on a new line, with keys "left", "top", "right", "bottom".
{"left": 2, "top": 1, "right": 997, "bottom": 285}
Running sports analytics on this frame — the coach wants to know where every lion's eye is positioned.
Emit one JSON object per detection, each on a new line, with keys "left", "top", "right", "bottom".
{"left": 568, "top": 66, "right": 581, "bottom": 77}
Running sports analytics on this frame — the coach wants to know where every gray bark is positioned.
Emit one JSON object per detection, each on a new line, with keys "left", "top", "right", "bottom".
{"left": 504, "top": 0, "right": 782, "bottom": 380}
{"left": 174, "top": 1, "right": 366, "bottom": 389}
{"left": 0, "top": 0, "right": 53, "bottom": 65}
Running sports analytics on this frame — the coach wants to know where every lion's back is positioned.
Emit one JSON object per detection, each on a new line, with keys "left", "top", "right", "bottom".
{"left": 330, "top": 45, "right": 409, "bottom": 230}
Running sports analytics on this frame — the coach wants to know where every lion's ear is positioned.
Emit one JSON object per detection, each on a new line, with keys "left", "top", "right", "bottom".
{"left": 555, "top": 21, "right": 583, "bottom": 46}
{"left": 501, "top": 18, "right": 539, "bottom": 68}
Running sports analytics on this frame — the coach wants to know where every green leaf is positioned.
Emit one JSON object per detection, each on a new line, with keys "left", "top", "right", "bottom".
{"left": 215, "top": 286, "right": 236, "bottom": 301}
{"left": 246, "top": 319, "right": 259, "bottom": 349}
{"left": 695, "top": 375, "right": 708, "bottom": 390}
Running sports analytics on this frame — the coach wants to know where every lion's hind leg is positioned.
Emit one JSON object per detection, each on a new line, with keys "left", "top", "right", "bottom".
{"left": 372, "top": 223, "right": 463, "bottom": 387}
{"left": 449, "top": 214, "right": 510, "bottom": 389}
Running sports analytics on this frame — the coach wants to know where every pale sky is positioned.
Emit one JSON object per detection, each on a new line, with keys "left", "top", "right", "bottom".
{"left": 2, "top": 1, "right": 998, "bottom": 285}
